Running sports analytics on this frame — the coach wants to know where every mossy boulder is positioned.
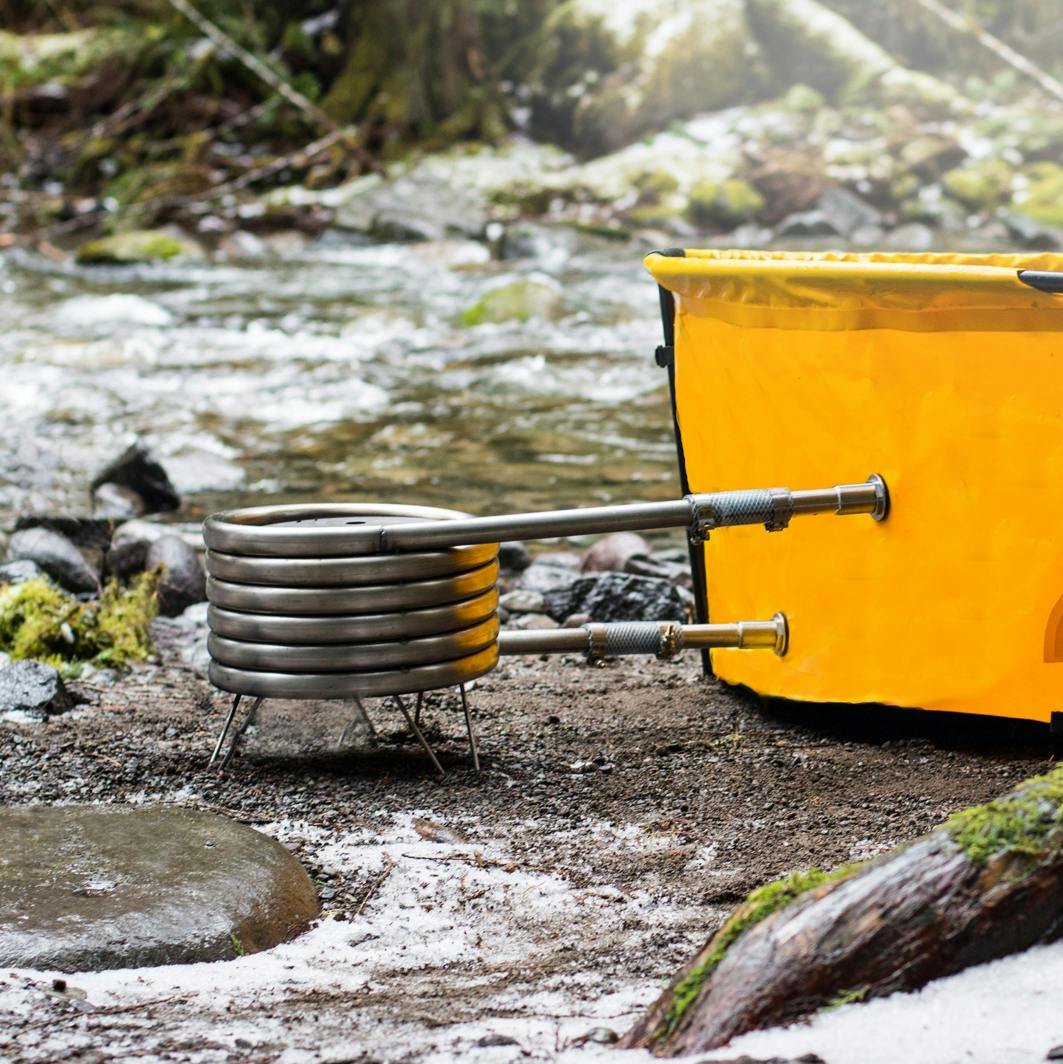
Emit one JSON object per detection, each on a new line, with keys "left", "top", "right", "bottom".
{"left": 779, "top": 83, "right": 825, "bottom": 113}
{"left": 686, "top": 178, "right": 765, "bottom": 228}
{"left": 532, "top": 0, "right": 758, "bottom": 156}
{"left": 76, "top": 230, "right": 204, "bottom": 265}
{"left": 0, "top": 574, "right": 158, "bottom": 674}
{"left": 746, "top": 0, "right": 893, "bottom": 99}
{"left": 460, "top": 278, "right": 564, "bottom": 327}
{"left": 1014, "top": 163, "right": 1063, "bottom": 228}
{"left": 0, "top": 27, "right": 136, "bottom": 89}
{"left": 942, "top": 158, "right": 1014, "bottom": 212}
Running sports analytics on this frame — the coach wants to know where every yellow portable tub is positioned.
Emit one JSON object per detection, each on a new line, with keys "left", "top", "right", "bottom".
{"left": 645, "top": 249, "right": 1063, "bottom": 726}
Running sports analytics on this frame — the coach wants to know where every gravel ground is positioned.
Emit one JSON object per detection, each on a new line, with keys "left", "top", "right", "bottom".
{"left": 0, "top": 617, "right": 1053, "bottom": 1063}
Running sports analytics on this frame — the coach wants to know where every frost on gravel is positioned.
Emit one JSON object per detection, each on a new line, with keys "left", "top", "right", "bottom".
{"left": 4, "top": 809, "right": 1061, "bottom": 1063}
{"left": 0, "top": 812, "right": 686, "bottom": 1062}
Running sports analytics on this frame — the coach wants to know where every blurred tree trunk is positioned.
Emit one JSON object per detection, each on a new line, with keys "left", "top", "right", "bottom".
{"left": 322, "top": 0, "right": 506, "bottom": 153}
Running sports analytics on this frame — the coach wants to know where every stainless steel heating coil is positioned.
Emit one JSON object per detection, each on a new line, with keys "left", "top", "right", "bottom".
{"left": 205, "top": 482, "right": 887, "bottom": 701}
{"left": 208, "top": 643, "right": 500, "bottom": 700}
{"left": 207, "top": 589, "right": 499, "bottom": 644}
{"left": 202, "top": 479, "right": 887, "bottom": 557}
{"left": 205, "top": 542, "right": 497, "bottom": 587}
{"left": 208, "top": 615, "right": 501, "bottom": 672}
{"left": 205, "top": 560, "right": 498, "bottom": 615}
{"left": 203, "top": 502, "right": 481, "bottom": 557}
{"left": 205, "top": 504, "right": 502, "bottom": 700}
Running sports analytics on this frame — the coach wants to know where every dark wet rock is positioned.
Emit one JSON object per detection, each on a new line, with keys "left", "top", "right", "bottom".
{"left": 13, "top": 515, "right": 115, "bottom": 553}
{"left": 105, "top": 536, "right": 149, "bottom": 580}
{"left": 0, "top": 559, "right": 46, "bottom": 586}
{"left": 91, "top": 443, "right": 180, "bottom": 514}
{"left": 0, "top": 660, "right": 75, "bottom": 719}
{"left": 6, "top": 527, "right": 100, "bottom": 594}
{"left": 498, "top": 589, "right": 546, "bottom": 615}
{"left": 475, "top": 1033, "right": 520, "bottom": 1048}
{"left": 625, "top": 553, "right": 693, "bottom": 589}
{"left": 582, "top": 532, "right": 651, "bottom": 573}
{"left": 146, "top": 534, "right": 206, "bottom": 617}
{"left": 579, "top": 1027, "right": 620, "bottom": 1045}
{"left": 815, "top": 186, "right": 882, "bottom": 236}
{"left": 1001, "top": 212, "right": 1062, "bottom": 251}
{"left": 1046, "top": 1045, "right": 1063, "bottom": 1061}
{"left": 13, "top": 516, "right": 114, "bottom": 583}
{"left": 0, "top": 805, "right": 319, "bottom": 971}
{"left": 519, "top": 562, "right": 583, "bottom": 596}
{"left": 543, "top": 573, "right": 686, "bottom": 623}
{"left": 92, "top": 482, "right": 147, "bottom": 520}
{"left": 498, "top": 542, "right": 531, "bottom": 574}
{"left": 775, "top": 210, "right": 842, "bottom": 238}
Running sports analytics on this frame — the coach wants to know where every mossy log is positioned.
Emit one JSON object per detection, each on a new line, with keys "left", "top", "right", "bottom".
{"left": 624, "top": 765, "right": 1063, "bottom": 1056}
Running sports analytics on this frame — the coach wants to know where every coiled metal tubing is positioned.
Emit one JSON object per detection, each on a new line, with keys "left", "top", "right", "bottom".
{"left": 204, "top": 478, "right": 885, "bottom": 701}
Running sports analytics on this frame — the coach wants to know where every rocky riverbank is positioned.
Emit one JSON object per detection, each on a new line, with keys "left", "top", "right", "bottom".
{"left": 4, "top": 0, "right": 1062, "bottom": 257}
{"left": 0, "top": 601, "right": 1051, "bottom": 1060}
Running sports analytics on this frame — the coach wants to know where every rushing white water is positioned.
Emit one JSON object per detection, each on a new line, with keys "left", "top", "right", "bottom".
{"left": 0, "top": 232, "right": 673, "bottom": 521}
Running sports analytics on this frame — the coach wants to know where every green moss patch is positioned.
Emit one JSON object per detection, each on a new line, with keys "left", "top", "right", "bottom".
{"left": 76, "top": 229, "right": 202, "bottom": 265}
{"left": 945, "top": 764, "right": 1063, "bottom": 865}
{"left": 0, "top": 574, "right": 158, "bottom": 673}
{"left": 686, "top": 178, "right": 765, "bottom": 228}
{"left": 824, "top": 986, "right": 868, "bottom": 1010}
{"left": 942, "top": 158, "right": 1013, "bottom": 211}
{"left": 1014, "top": 163, "right": 1063, "bottom": 229}
{"left": 657, "top": 863, "right": 860, "bottom": 1040}
{"left": 460, "top": 279, "right": 563, "bottom": 327}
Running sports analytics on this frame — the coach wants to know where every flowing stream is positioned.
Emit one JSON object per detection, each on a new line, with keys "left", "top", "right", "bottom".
{"left": 0, "top": 231, "right": 679, "bottom": 527}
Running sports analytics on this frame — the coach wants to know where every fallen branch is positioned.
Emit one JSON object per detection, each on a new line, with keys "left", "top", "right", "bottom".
{"left": 624, "top": 763, "right": 1063, "bottom": 1055}
{"left": 351, "top": 854, "right": 396, "bottom": 919}
{"left": 162, "top": 0, "right": 339, "bottom": 133}
{"left": 909, "top": 0, "right": 1063, "bottom": 105}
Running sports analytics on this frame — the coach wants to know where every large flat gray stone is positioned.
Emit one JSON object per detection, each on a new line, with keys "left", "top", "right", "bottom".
{"left": 0, "top": 806, "right": 318, "bottom": 972}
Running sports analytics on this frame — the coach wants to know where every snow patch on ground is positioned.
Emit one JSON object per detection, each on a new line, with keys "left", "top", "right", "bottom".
{"left": 4, "top": 810, "right": 1061, "bottom": 1062}
{"left": 1, "top": 811, "right": 678, "bottom": 1062}
{"left": 702, "top": 938, "right": 1063, "bottom": 1064}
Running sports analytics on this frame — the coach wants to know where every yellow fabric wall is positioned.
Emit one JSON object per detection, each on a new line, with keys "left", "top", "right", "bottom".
{"left": 647, "top": 250, "right": 1063, "bottom": 722}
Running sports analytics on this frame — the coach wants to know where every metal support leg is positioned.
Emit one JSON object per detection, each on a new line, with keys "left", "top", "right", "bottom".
{"left": 217, "top": 696, "right": 263, "bottom": 770}
{"left": 338, "top": 695, "right": 378, "bottom": 746}
{"left": 392, "top": 694, "right": 445, "bottom": 779}
{"left": 459, "top": 683, "right": 480, "bottom": 773}
{"left": 209, "top": 694, "right": 241, "bottom": 767}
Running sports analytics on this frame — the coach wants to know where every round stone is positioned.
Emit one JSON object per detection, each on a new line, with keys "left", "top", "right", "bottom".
{"left": 0, "top": 806, "right": 319, "bottom": 972}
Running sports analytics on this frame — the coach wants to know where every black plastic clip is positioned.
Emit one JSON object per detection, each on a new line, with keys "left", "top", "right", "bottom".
{"left": 655, "top": 345, "right": 674, "bottom": 368}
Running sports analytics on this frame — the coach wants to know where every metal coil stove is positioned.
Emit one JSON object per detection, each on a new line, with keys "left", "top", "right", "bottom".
{"left": 204, "top": 477, "right": 888, "bottom": 775}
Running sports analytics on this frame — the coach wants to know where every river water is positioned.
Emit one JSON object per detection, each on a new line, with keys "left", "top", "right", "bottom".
{"left": 0, "top": 231, "right": 678, "bottom": 527}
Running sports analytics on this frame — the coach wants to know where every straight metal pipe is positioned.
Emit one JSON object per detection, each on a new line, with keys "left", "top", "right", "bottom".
{"left": 381, "top": 499, "right": 694, "bottom": 550}
{"left": 380, "top": 476, "right": 887, "bottom": 552}
{"left": 498, "top": 614, "right": 788, "bottom": 660}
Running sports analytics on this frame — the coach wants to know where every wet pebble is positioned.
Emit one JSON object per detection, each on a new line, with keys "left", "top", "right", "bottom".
{"left": 0, "top": 660, "right": 75, "bottom": 720}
